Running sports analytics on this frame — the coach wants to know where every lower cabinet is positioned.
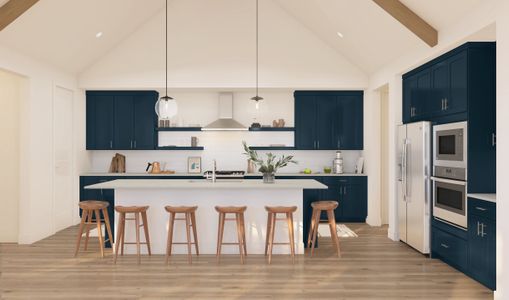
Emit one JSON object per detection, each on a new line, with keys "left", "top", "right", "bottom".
{"left": 431, "top": 197, "right": 496, "bottom": 291}
{"left": 467, "top": 198, "right": 496, "bottom": 290}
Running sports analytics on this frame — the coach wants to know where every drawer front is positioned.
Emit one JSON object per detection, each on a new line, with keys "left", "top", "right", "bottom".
{"left": 432, "top": 227, "right": 468, "bottom": 271}
{"left": 468, "top": 198, "right": 496, "bottom": 221}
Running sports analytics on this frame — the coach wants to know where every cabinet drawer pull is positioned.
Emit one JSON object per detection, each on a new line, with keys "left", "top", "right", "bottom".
{"left": 440, "top": 243, "right": 449, "bottom": 249}
{"left": 475, "top": 207, "right": 487, "bottom": 212}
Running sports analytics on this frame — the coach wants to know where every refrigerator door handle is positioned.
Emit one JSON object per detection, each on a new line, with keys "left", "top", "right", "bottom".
{"left": 402, "top": 140, "right": 408, "bottom": 202}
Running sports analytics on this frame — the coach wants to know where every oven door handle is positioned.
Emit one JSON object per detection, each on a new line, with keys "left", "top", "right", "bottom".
{"left": 430, "top": 176, "right": 466, "bottom": 186}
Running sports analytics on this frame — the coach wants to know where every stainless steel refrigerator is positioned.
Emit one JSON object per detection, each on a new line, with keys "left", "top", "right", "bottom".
{"left": 397, "top": 121, "right": 431, "bottom": 254}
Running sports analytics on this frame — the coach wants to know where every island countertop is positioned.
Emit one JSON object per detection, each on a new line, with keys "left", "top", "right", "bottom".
{"left": 85, "top": 179, "right": 327, "bottom": 190}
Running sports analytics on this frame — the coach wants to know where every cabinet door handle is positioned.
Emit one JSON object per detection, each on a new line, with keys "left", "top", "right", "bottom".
{"left": 110, "top": 141, "right": 113, "bottom": 149}
{"left": 441, "top": 99, "right": 444, "bottom": 110}
{"left": 440, "top": 243, "right": 449, "bottom": 249}
{"left": 130, "top": 140, "right": 133, "bottom": 149}
{"left": 444, "top": 98, "right": 448, "bottom": 110}
{"left": 477, "top": 221, "right": 481, "bottom": 236}
{"left": 482, "top": 224, "right": 487, "bottom": 237}
{"left": 492, "top": 133, "right": 496, "bottom": 146}
{"left": 134, "top": 140, "right": 137, "bottom": 149}
{"left": 475, "top": 206, "right": 487, "bottom": 212}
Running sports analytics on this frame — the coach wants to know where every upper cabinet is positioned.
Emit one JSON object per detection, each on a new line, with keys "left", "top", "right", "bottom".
{"left": 86, "top": 91, "right": 158, "bottom": 150}
{"left": 402, "top": 43, "right": 490, "bottom": 124}
{"left": 294, "top": 91, "right": 363, "bottom": 150}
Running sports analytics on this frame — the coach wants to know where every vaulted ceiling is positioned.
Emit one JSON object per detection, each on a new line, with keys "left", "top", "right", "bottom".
{"left": 0, "top": 0, "right": 485, "bottom": 75}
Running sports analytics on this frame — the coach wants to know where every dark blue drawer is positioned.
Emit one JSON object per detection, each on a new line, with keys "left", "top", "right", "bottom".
{"left": 468, "top": 198, "right": 496, "bottom": 221}
{"left": 432, "top": 227, "right": 468, "bottom": 271}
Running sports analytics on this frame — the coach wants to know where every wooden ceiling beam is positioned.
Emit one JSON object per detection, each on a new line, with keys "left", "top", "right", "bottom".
{"left": 372, "top": 0, "right": 438, "bottom": 47}
{"left": 0, "top": 0, "right": 39, "bottom": 31}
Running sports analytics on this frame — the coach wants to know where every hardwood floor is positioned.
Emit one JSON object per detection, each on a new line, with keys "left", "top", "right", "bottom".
{"left": 0, "top": 224, "right": 492, "bottom": 299}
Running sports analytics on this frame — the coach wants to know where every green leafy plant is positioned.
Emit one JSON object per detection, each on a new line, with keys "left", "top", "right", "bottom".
{"left": 242, "top": 141, "right": 297, "bottom": 173}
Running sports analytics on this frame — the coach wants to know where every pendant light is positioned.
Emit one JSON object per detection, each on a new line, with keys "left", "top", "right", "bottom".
{"left": 155, "top": 0, "right": 178, "bottom": 121}
{"left": 250, "top": 0, "right": 263, "bottom": 109}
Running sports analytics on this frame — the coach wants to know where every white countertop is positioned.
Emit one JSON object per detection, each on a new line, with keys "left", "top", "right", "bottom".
{"left": 468, "top": 193, "right": 496, "bottom": 203}
{"left": 85, "top": 179, "right": 328, "bottom": 190}
{"left": 80, "top": 172, "right": 366, "bottom": 177}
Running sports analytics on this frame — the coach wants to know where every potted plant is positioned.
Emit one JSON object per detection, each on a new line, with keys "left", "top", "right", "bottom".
{"left": 242, "top": 141, "right": 297, "bottom": 183}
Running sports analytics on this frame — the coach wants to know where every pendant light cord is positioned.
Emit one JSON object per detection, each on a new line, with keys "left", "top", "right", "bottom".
{"left": 255, "top": 0, "right": 259, "bottom": 98}
{"left": 165, "top": 0, "right": 168, "bottom": 98}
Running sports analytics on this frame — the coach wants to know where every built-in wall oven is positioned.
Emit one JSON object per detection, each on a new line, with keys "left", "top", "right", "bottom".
{"left": 432, "top": 121, "right": 468, "bottom": 229}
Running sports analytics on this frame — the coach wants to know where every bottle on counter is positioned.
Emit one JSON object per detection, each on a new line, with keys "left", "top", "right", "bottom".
{"left": 333, "top": 151, "right": 344, "bottom": 174}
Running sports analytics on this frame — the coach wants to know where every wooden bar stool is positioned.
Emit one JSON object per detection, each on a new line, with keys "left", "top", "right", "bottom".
{"left": 264, "top": 206, "right": 297, "bottom": 264}
{"left": 307, "top": 201, "right": 341, "bottom": 257}
{"left": 165, "top": 206, "right": 199, "bottom": 264}
{"left": 74, "top": 201, "right": 114, "bottom": 258}
{"left": 114, "top": 206, "right": 151, "bottom": 264}
{"left": 215, "top": 206, "right": 247, "bottom": 264}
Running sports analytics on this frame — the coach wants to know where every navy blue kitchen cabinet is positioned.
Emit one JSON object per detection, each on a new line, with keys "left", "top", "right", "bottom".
{"left": 467, "top": 197, "right": 496, "bottom": 290}
{"left": 86, "top": 91, "right": 158, "bottom": 150}
{"left": 86, "top": 94, "right": 114, "bottom": 150}
{"left": 338, "top": 177, "right": 368, "bottom": 222}
{"left": 402, "top": 42, "right": 493, "bottom": 124}
{"left": 431, "top": 218, "right": 468, "bottom": 273}
{"left": 294, "top": 91, "right": 364, "bottom": 150}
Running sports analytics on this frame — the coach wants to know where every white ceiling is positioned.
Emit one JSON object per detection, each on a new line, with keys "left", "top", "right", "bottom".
{"left": 0, "top": 0, "right": 164, "bottom": 74}
{"left": 0, "top": 0, "right": 485, "bottom": 75}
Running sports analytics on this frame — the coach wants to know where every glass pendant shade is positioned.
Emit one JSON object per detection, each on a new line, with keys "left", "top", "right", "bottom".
{"left": 155, "top": 96, "right": 178, "bottom": 119}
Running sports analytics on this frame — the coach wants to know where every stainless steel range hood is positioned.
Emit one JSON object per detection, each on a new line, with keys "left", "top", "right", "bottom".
{"left": 202, "top": 92, "right": 247, "bottom": 131}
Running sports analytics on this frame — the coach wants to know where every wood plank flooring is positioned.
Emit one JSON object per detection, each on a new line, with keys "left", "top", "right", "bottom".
{"left": 0, "top": 224, "right": 493, "bottom": 299}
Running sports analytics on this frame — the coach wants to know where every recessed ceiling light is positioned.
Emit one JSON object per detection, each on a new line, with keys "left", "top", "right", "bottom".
{"left": 95, "top": 32, "right": 103, "bottom": 38}
{"left": 336, "top": 32, "right": 344, "bottom": 38}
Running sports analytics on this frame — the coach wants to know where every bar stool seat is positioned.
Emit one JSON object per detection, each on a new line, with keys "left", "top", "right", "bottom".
{"left": 74, "top": 200, "right": 113, "bottom": 258}
{"left": 165, "top": 206, "right": 199, "bottom": 264}
{"left": 307, "top": 200, "right": 341, "bottom": 257}
{"left": 114, "top": 205, "right": 151, "bottom": 264}
{"left": 264, "top": 206, "right": 297, "bottom": 264}
{"left": 215, "top": 206, "right": 247, "bottom": 264}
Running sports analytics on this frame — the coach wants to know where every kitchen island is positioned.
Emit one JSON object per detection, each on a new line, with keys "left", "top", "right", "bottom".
{"left": 85, "top": 179, "right": 327, "bottom": 255}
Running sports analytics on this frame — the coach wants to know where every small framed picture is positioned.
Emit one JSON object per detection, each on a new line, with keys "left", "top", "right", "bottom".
{"left": 188, "top": 157, "right": 201, "bottom": 174}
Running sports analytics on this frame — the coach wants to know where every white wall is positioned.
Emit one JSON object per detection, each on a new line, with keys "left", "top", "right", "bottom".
{"left": 78, "top": 0, "right": 367, "bottom": 90}
{"left": 0, "top": 69, "right": 25, "bottom": 242}
{"left": 496, "top": 1, "right": 509, "bottom": 298}
{"left": 0, "top": 44, "right": 90, "bottom": 244}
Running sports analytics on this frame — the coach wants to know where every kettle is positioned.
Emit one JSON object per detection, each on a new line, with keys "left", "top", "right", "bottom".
{"left": 146, "top": 162, "right": 162, "bottom": 174}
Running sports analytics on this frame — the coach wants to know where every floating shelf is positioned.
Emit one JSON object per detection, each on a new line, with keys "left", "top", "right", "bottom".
{"left": 249, "top": 146, "right": 295, "bottom": 150}
{"left": 249, "top": 127, "right": 295, "bottom": 131}
{"left": 156, "top": 146, "right": 204, "bottom": 150}
{"left": 156, "top": 127, "right": 202, "bottom": 131}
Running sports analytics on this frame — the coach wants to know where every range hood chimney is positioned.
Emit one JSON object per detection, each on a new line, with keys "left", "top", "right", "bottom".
{"left": 202, "top": 93, "right": 247, "bottom": 131}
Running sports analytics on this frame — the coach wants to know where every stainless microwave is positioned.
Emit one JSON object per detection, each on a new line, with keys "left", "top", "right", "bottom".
{"left": 433, "top": 121, "right": 467, "bottom": 169}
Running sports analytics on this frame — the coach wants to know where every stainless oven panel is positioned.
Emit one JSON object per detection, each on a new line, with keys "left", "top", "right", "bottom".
{"left": 431, "top": 176, "right": 467, "bottom": 229}
{"left": 434, "top": 166, "right": 466, "bottom": 181}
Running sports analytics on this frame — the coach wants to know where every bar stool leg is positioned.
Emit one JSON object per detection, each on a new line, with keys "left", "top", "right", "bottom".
{"left": 165, "top": 212, "right": 175, "bottom": 264}
{"left": 307, "top": 209, "right": 317, "bottom": 249}
{"left": 190, "top": 212, "right": 199, "bottom": 255}
{"left": 264, "top": 212, "right": 272, "bottom": 256}
{"left": 327, "top": 209, "right": 341, "bottom": 257}
{"left": 185, "top": 212, "right": 193, "bottom": 264}
{"left": 267, "top": 212, "right": 277, "bottom": 264}
{"left": 114, "top": 212, "right": 125, "bottom": 264}
{"left": 235, "top": 213, "right": 244, "bottom": 264}
{"left": 120, "top": 212, "right": 126, "bottom": 256}
{"left": 74, "top": 209, "right": 88, "bottom": 257}
{"left": 287, "top": 212, "right": 296, "bottom": 263}
{"left": 240, "top": 213, "right": 247, "bottom": 256}
{"left": 310, "top": 209, "right": 321, "bottom": 257}
{"left": 134, "top": 212, "right": 141, "bottom": 264}
{"left": 95, "top": 209, "right": 105, "bottom": 258}
{"left": 141, "top": 211, "right": 152, "bottom": 256}
{"left": 102, "top": 208, "right": 114, "bottom": 250}
{"left": 84, "top": 210, "right": 93, "bottom": 251}
{"left": 216, "top": 212, "right": 225, "bottom": 263}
